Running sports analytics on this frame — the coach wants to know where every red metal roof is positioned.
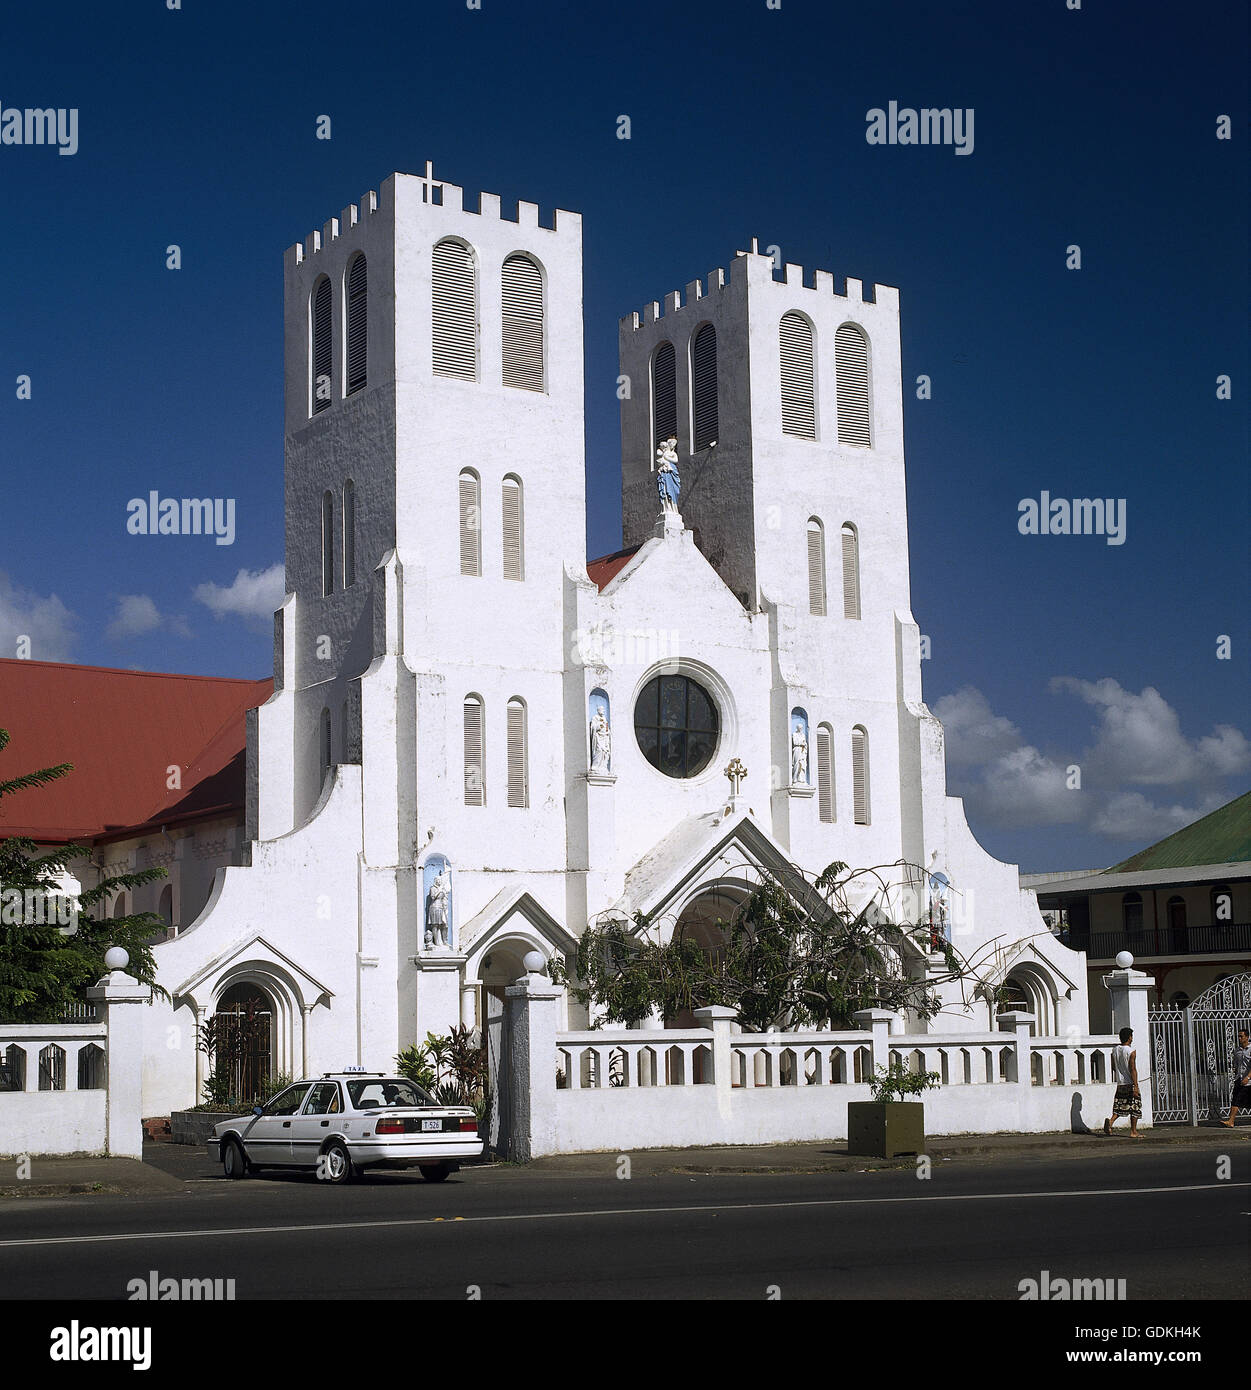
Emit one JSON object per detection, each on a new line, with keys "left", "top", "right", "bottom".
{"left": 586, "top": 546, "right": 640, "bottom": 591}
{"left": 0, "top": 659, "right": 272, "bottom": 843}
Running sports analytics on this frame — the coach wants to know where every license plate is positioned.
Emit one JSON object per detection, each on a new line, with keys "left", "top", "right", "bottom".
{"left": 421, "top": 1119, "right": 440, "bottom": 1132}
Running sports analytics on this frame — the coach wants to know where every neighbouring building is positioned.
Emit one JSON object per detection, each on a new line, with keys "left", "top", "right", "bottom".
{"left": 1, "top": 164, "right": 1097, "bottom": 1116}
{"left": 1026, "top": 791, "right": 1251, "bottom": 1032}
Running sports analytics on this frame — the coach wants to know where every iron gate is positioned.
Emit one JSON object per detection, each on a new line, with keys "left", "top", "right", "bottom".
{"left": 1148, "top": 973, "right": 1251, "bottom": 1125}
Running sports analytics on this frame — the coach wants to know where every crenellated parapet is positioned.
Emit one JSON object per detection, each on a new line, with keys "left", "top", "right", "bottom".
{"left": 620, "top": 243, "right": 898, "bottom": 332}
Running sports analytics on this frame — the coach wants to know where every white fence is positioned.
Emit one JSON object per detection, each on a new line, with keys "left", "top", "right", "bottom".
{"left": 0, "top": 971, "right": 150, "bottom": 1158}
{"left": 503, "top": 972, "right": 1154, "bottom": 1159}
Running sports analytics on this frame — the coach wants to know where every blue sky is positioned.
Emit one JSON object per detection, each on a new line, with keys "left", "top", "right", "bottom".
{"left": 1, "top": 0, "right": 1246, "bottom": 871}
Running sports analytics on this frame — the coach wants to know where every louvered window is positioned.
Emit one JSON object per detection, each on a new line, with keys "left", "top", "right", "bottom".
{"left": 432, "top": 239, "right": 477, "bottom": 380}
{"left": 506, "top": 698, "right": 528, "bottom": 808}
{"left": 311, "top": 277, "right": 332, "bottom": 414}
{"left": 807, "top": 519, "right": 827, "bottom": 616}
{"left": 321, "top": 492, "right": 335, "bottom": 596}
{"left": 345, "top": 254, "right": 367, "bottom": 395}
{"left": 691, "top": 324, "right": 718, "bottom": 450}
{"left": 817, "top": 726, "right": 835, "bottom": 823}
{"left": 852, "top": 726, "right": 870, "bottom": 825}
{"left": 464, "top": 697, "right": 485, "bottom": 806}
{"left": 501, "top": 254, "right": 544, "bottom": 391}
{"left": 779, "top": 312, "right": 815, "bottom": 438}
{"left": 502, "top": 476, "right": 524, "bottom": 581}
{"left": 652, "top": 341, "right": 677, "bottom": 446}
{"left": 836, "top": 323, "right": 871, "bottom": 446}
{"left": 342, "top": 480, "right": 356, "bottom": 587}
{"left": 459, "top": 470, "right": 481, "bottom": 576}
{"left": 841, "top": 523, "right": 861, "bottom": 619}
{"left": 320, "top": 707, "right": 332, "bottom": 783}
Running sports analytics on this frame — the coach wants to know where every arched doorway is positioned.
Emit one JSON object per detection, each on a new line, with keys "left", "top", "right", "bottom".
{"left": 666, "top": 886, "right": 746, "bottom": 1029}
{"left": 213, "top": 982, "right": 274, "bottom": 1102}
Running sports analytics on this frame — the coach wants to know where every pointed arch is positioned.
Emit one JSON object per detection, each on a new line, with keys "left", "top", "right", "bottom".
{"left": 690, "top": 323, "right": 718, "bottom": 450}
{"left": 310, "top": 275, "right": 332, "bottom": 415}
{"left": 806, "top": 517, "right": 827, "bottom": 616}
{"left": 501, "top": 252, "right": 545, "bottom": 391}
{"left": 344, "top": 252, "right": 367, "bottom": 395}
{"left": 432, "top": 237, "right": 478, "bottom": 380}
{"left": 779, "top": 311, "right": 816, "bottom": 438}
{"left": 835, "top": 322, "right": 871, "bottom": 446}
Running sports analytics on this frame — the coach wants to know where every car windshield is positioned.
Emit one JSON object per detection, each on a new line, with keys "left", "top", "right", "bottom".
{"left": 347, "top": 1079, "right": 434, "bottom": 1109}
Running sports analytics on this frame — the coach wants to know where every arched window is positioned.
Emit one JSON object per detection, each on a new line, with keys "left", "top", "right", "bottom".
{"left": 321, "top": 491, "right": 335, "bottom": 596}
{"left": 1166, "top": 895, "right": 1186, "bottom": 931}
{"left": 1211, "top": 884, "right": 1233, "bottom": 923}
{"left": 158, "top": 885, "right": 173, "bottom": 930}
{"left": 779, "top": 312, "right": 815, "bottom": 439}
{"left": 507, "top": 698, "right": 529, "bottom": 808}
{"left": 1122, "top": 892, "right": 1143, "bottom": 934}
{"left": 806, "top": 518, "right": 827, "bottom": 616}
{"left": 458, "top": 469, "right": 482, "bottom": 576}
{"left": 432, "top": 238, "right": 477, "bottom": 380}
{"left": 311, "top": 276, "right": 332, "bottom": 415}
{"left": 835, "top": 322, "right": 871, "bottom": 447}
{"left": 342, "top": 479, "right": 356, "bottom": 587}
{"left": 501, "top": 475, "right": 524, "bottom": 581}
{"left": 501, "top": 253, "right": 544, "bottom": 391}
{"left": 851, "top": 725, "right": 870, "bottom": 825}
{"left": 652, "top": 341, "right": 677, "bottom": 446}
{"left": 39, "top": 1044, "right": 65, "bottom": 1092}
{"left": 841, "top": 523, "right": 861, "bottom": 619}
{"left": 345, "top": 253, "right": 367, "bottom": 395}
{"left": 463, "top": 695, "right": 485, "bottom": 806}
{"left": 319, "top": 707, "right": 332, "bottom": 784}
{"left": 111, "top": 892, "right": 129, "bottom": 921}
{"left": 691, "top": 323, "right": 718, "bottom": 450}
{"left": 816, "top": 723, "right": 835, "bottom": 823}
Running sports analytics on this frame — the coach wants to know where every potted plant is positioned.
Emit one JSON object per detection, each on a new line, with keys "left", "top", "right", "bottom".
{"left": 847, "top": 1063, "right": 941, "bottom": 1157}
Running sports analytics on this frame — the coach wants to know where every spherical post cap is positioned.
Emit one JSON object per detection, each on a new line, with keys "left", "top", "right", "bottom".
{"left": 104, "top": 946, "right": 130, "bottom": 971}
{"left": 522, "top": 950, "right": 546, "bottom": 974}
{"left": 1115, "top": 950, "right": 1134, "bottom": 969}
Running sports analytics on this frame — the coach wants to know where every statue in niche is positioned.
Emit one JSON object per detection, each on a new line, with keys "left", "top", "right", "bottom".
{"left": 425, "top": 865, "right": 452, "bottom": 949}
{"left": 791, "top": 721, "right": 808, "bottom": 785}
{"left": 655, "top": 437, "right": 681, "bottom": 513}
{"left": 590, "top": 707, "right": 612, "bottom": 774}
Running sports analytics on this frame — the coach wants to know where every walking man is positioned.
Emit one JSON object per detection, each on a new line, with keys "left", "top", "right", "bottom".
{"left": 1104, "top": 1026, "right": 1141, "bottom": 1137}
{"left": 1220, "top": 1027, "right": 1251, "bottom": 1128}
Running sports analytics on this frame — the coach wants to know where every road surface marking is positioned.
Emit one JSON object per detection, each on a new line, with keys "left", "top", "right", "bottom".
{"left": 0, "top": 1181, "right": 1244, "bottom": 1250}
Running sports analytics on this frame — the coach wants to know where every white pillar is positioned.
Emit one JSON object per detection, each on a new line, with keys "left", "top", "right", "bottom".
{"left": 997, "top": 1010, "right": 1036, "bottom": 1086}
{"left": 853, "top": 1008, "right": 898, "bottom": 1079}
{"left": 86, "top": 969, "right": 152, "bottom": 1159}
{"left": 502, "top": 962, "right": 562, "bottom": 1161}
{"left": 1105, "top": 967, "right": 1154, "bottom": 1127}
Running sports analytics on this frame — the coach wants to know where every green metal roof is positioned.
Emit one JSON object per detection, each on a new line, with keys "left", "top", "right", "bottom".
{"left": 1110, "top": 790, "right": 1251, "bottom": 873}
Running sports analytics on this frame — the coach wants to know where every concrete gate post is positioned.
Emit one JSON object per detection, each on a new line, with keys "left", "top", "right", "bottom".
{"left": 1105, "top": 967, "right": 1154, "bottom": 1127}
{"left": 502, "top": 957, "right": 563, "bottom": 1161}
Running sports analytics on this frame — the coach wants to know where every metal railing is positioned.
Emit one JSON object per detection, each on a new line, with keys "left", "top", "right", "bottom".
{"left": 1059, "top": 922, "right": 1251, "bottom": 959}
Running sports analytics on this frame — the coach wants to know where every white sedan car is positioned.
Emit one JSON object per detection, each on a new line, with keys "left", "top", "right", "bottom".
{"left": 210, "top": 1073, "right": 483, "bottom": 1183}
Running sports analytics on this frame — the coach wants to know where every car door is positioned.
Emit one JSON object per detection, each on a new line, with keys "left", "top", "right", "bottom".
{"left": 241, "top": 1082, "right": 313, "bottom": 1165}
{"left": 288, "top": 1081, "right": 343, "bottom": 1167}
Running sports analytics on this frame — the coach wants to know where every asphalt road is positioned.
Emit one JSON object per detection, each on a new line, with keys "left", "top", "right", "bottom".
{"left": 0, "top": 1145, "right": 1244, "bottom": 1302}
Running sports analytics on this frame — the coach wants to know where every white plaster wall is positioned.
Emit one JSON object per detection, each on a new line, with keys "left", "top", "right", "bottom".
{"left": 0, "top": 1091, "right": 107, "bottom": 1157}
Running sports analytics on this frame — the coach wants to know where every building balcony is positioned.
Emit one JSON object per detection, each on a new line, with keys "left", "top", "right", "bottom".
{"left": 1058, "top": 922, "right": 1251, "bottom": 960}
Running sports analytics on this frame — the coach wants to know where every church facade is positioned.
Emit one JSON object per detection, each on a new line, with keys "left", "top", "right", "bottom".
{"left": 138, "top": 165, "right": 1092, "bottom": 1116}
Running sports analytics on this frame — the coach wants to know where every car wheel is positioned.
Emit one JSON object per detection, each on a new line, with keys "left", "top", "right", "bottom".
{"left": 320, "top": 1140, "right": 354, "bottom": 1184}
{"left": 222, "top": 1138, "right": 250, "bottom": 1180}
{"left": 419, "top": 1163, "right": 451, "bottom": 1183}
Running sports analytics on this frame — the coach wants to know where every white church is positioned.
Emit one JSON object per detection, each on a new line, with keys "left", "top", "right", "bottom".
{"left": 115, "top": 164, "right": 1093, "bottom": 1115}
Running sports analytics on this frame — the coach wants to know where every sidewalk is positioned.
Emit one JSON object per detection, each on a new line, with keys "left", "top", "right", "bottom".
{"left": 0, "top": 1123, "right": 1241, "bottom": 1197}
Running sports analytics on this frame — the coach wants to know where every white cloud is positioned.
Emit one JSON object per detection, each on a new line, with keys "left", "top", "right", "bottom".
{"left": 936, "top": 678, "right": 1249, "bottom": 844}
{"left": 105, "top": 594, "right": 192, "bottom": 643}
{"left": 193, "top": 564, "right": 285, "bottom": 623}
{"left": 1050, "top": 676, "right": 1251, "bottom": 787}
{"left": 0, "top": 572, "right": 77, "bottom": 660}
{"left": 932, "top": 687, "right": 1023, "bottom": 768}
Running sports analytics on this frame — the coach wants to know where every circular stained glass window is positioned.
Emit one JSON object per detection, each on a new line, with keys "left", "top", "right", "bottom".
{"left": 634, "top": 674, "right": 719, "bottom": 779}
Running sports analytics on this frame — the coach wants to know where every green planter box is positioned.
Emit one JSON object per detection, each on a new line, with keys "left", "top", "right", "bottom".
{"left": 847, "top": 1101, "right": 926, "bottom": 1157}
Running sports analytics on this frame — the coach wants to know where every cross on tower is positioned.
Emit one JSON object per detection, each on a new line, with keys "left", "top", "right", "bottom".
{"left": 724, "top": 758, "right": 748, "bottom": 796}
{"left": 416, "top": 160, "right": 443, "bottom": 204}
